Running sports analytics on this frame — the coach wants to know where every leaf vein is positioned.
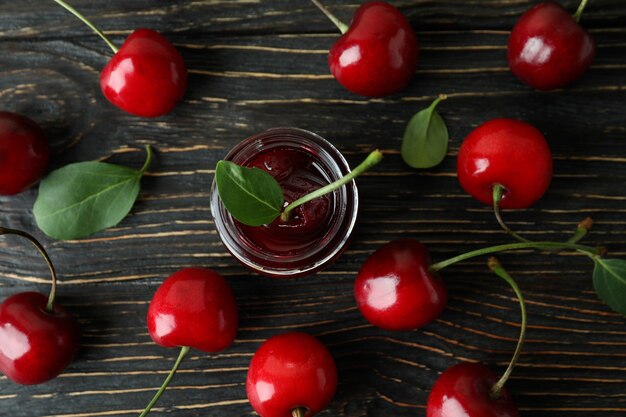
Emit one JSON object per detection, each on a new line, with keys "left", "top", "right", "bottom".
{"left": 222, "top": 168, "right": 280, "bottom": 212}
{"left": 37, "top": 174, "right": 140, "bottom": 220}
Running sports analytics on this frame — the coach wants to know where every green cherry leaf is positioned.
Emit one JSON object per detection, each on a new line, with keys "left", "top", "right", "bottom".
{"left": 215, "top": 160, "right": 284, "bottom": 227}
{"left": 592, "top": 258, "right": 626, "bottom": 316}
{"left": 401, "top": 94, "right": 449, "bottom": 169}
{"left": 33, "top": 145, "right": 152, "bottom": 240}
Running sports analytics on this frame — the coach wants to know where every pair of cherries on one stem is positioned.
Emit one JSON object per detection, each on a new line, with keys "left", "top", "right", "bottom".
{"left": 354, "top": 235, "right": 601, "bottom": 417}
{"left": 352, "top": 115, "right": 600, "bottom": 416}
{"left": 142, "top": 268, "right": 337, "bottom": 417}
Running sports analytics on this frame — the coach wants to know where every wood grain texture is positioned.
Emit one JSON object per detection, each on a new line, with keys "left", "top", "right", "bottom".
{"left": 1, "top": 1, "right": 625, "bottom": 416}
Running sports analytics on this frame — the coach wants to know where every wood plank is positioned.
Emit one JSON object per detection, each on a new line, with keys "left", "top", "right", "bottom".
{"left": 1, "top": 1, "right": 625, "bottom": 417}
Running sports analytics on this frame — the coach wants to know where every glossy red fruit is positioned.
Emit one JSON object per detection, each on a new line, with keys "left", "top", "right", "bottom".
{"left": 247, "top": 332, "right": 338, "bottom": 417}
{"left": 100, "top": 28, "right": 187, "bottom": 118}
{"left": 329, "top": 1, "right": 418, "bottom": 97}
{"left": 147, "top": 268, "right": 238, "bottom": 352}
{"left": 354, "top": 238, "right": 447, "bottom": 331}
{"left": 0, "top": 292, "right": 80, "bottom": 385}
{"left": 508, "top": 1, "right": 595, "bottom": 90}
{"left": 0, "top": 111, "right": 49, "bottom": 195}
{"left": 427, "top": 362, "right": 519, "bottom": 417}
{"left": 457, "top": 118, "right": 552, "bottom": 209}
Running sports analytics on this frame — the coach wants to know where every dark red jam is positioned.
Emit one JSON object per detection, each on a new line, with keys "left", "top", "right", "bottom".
{"left": 235, "top": 146, "right": 335, "bottom": 256}
{"left": 211, "top": 127, "right": 358, "bottom": 278}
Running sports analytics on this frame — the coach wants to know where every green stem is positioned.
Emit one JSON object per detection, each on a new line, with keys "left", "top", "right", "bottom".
{"left": 567, "top": 217, "right": 593, "bottom": 244}
{"left": 310, "top": 0, "right": 349, "bottom": 34}
{"left": 138, "top": 346, "right": 190, "bottom": 417}
{"left": 0, "top": 227, "right": 57, "bottom": 312}
{"left": 53, "top": 0, "right": 119, "bottom": 53}
{"left": 430, "top": 241, "right": 601, "bottom": 272}
{"left": 492, "top": 184, "right": 531, "bottom": 243}
{"left": 573, "top": 0, "right": 590, "bottom": 23}
{"left": 139, "top": 145, "right": 154, "bottom": 175}
{"left": 280, "top": 150, "right": 383, "bottom": 222}
{"left": 487, "top": 257, "right": 526, "bottom": 400}
{"left": 492, "top": 184, "right": 592, "bottom": 246}
{"left": 430, "top": 94, "right": 448, "bottom": 110}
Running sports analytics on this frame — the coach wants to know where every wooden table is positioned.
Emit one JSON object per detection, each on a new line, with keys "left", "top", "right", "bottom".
{"left": 1, "top": 1, "right": 625, "bottom": 416}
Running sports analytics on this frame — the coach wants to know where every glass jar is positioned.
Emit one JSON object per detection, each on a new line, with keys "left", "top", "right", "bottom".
{"left": 210, "top": 127, "right": 359, "bottom": 278}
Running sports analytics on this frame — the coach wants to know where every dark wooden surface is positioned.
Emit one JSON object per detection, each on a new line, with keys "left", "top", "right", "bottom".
{"left": 1, "top": 1, "right": 625, "bottom": 416}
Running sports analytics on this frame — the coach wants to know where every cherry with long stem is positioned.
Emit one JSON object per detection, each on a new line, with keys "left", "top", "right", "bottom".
{"left": 355, "top": 235, "right": 608, "bottom": 334}
{"left": 426, "top": 257, "right": 526, "bottom": 415}
{"left": 0, "top": 226, "right": 57, "bottom": 311}
{"left": 0, "top": 226, "right": 79, "bottom": 385}
{"left": 141, "top": 268, "right": 237, "bottom": 417}
{"left": 53, "top": 0, "right": 187, "bottom": 117}
{"left": 487, "top": 257, "right": 526, "bottom": 399}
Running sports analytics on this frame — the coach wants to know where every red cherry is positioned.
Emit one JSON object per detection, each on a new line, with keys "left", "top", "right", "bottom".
{"left": 457, "top": 118, "right": 552, "bottom": 209}
{"left": 54, "top": 1, "right": 188, "bottom": 117}
{"left": 427, "top": 362, "right": 519, "bottom": 417}
{"left": 507, "top": 1, "right": 595, "bottom": 90}
{"left": 0, "top": 111, "right": 49, "bottom": 195}
{"left": 139, "top": 268, "right": 238, "bottom": 416}
{"left": 246, "top": 332, "right": 338, "bottom": 417}
{"left": 0, "top": 292, "right": 80, "bottom": 385}
{"left": 354, "top": 238, "right": 447, "bottom": 331}
{"left": 0, "top": 227, "right": 79, "bottom": 385}
{"left": 318, "top": 1, "right": 418, "bottom": 97}
{"left": 100, "top": 28, "right": 188, "bottom": 117}
{"left": 147, "top": 268, "right": 238, "bottom": 352}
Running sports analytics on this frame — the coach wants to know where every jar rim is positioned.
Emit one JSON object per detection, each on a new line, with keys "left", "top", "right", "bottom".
{"left": 210, "top": 127, "right": 359, "bottom": 278}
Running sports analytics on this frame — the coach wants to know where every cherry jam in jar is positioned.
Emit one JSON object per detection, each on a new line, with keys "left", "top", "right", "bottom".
{"left": 210, "top": 128, "right": 359, "bottom": 278}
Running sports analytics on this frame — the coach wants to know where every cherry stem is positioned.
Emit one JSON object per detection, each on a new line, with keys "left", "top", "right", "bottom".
{"left": 53, "top": 0, "right": 119, "bottom": 53}
{"left": 280, "top": 150, "right": 383, "bottom": 222}
{"left": 573, "top": 0, "right": 590, "bottom": 23}
{"left": 310, "top": 0, "right": 349, "bottom": 34}
{"left": 487, "top": 257, "right": 526, "bottom": 400}
{"left": 138, "top": 345, "right": 190, "bottom": 417}
{"left": 492, "top": 184, "right": 532, "bottom": 243}
{"left": 492, "top": 184, "right": 593, "bottom": 246}
{"left": 139, "top": 145, "right": 154, "bottom": 175}
{"left": 429, "top": 241, "right": 602, "bottom": 272}
{"left": 568, "top": 217, "right": 593, "bottom": 244}
{"left": 291, "top": 407, "right": 307, "bottom": 417}
{"left": 0, "top": 227, "right": 57, "bottom": 312}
